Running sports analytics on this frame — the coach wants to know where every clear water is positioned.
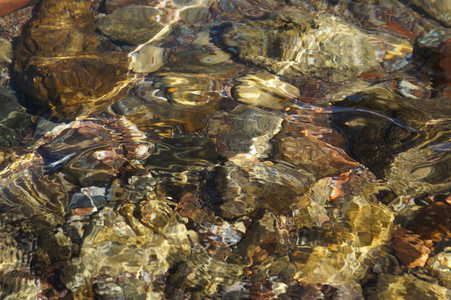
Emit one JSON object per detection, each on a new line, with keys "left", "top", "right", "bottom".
{"left": 0, "top": 0, "right": 451, "bottom": 299}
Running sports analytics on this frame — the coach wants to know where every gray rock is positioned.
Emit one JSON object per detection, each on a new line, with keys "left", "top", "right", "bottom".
{"left": 96, "top": 6, "right": 170, "bottom": 45}
{"left": 214, "top": 10, "right": 379, "bottom": 82}
{"left": 0, "top": 87, "right": 31, "bottom": 147}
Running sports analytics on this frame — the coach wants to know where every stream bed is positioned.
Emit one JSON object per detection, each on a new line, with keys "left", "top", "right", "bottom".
{"left": 0, "top": 0, "right": 451, "bottom": 299}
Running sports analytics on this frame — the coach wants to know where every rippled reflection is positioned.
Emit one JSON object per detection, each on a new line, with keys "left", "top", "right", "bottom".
{"left": 1, "top": 0, "right": 451, "bottom": 298}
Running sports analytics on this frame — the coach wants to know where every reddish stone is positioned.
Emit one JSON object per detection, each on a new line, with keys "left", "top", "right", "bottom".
{"left": 383, "top": 19, "right": 416, "bottom": 39}
{"left": 438, "top": 39, "right": 451, "bottom": 83}
{"left": 0, "top": 0, "right": 30, "bottom": 17}
{"left": 437, "top": 39, "right": 451, "bottom": 97}
{"left": 178, "top": 193, "right": 203, "bottom": 219}
{"left": 392, "top": 227, "right": 431, "bottom": 268}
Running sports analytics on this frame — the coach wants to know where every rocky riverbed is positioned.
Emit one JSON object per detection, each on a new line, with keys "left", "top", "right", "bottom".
{"left": 0, "top": 0, "right": 451, "bottom": 299}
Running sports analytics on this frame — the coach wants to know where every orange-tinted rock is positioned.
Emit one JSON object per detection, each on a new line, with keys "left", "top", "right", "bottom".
{"left": 38, "top": 116, "right": 153, "bottom": 186}
{"left": 178, "top": 192, "right": 208, "bottom": 224}
{"left": 410, "top": 202, "right": 451, "bottom": 248}
{"left": 275, "top": 108, "right": 360, "bottom": 178}
{"left": 0, "top": 0, "right": 30, "bottom": 17}
{"left": 392, "top": 227, "right": 431, "bottom": 268}
{"left": 275, "top": 134, "right": 360, "bottom": 178}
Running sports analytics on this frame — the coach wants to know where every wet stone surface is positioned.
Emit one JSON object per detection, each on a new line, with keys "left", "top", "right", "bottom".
{"left": 1, "top": 0, "right": 451, "bottom": 299}
{"left": 96, "top": 6, "right": 170, "bottom": 45}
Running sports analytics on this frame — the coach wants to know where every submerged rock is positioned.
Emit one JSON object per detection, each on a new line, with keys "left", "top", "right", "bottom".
{"left": 96, "top": 6, "right": 170, "bottom": 45}
{"left": 104, "top": 0, "right": 150, "bottom": 13}
{"left": 153, "top": 72, "right": 222, "bottom": 106}
{"left": 412, "top": 0, "right": 451, "bottom": 27}
{"left": 292, "top": 196, "right": 394, "bottom": 284}
{"left": 0, "top": 87, "right": 31, "bottom": 147}
{"left": 62, "top": 202, "right": 196, "bottom": 299}
{"left": 0, "top": 222, "right": 39, "bottom": 300}
{"left": 216, "top": 154, "right": 315, "bottom": 218}
{"left": 0, "top": 148, "right": 76, "bottom": 298}
{"left": 427, "top": 251, "right": 451, "bottom": 288}
{"left": 274, "top": 103, "right": 361, "bottom": 178}
{"left": 206, "top": 105, "right": 284, "bottom": 158}
{"left": 232, "top": 73, "right": 300, "bottom": 109}
{"left": 37, "top": 116, "right": 153, "bottom": 186}
{"left": 129, "top": 45, "right": 165, "bottom": 73}
{"left": 213, "top": 9, "right": 379, "bottom": 82}
{"left": 145, "top": 135, "right": 217, "bottom": 173}
{"left": 14, "top": 0, "right": 129, "bottom": 119}
{"left": 275, "top": 133, "right": 360, "bottom": 178}
{"left": 386, "top": 140, "right": 451, "bottom": 198}
{"left": 330, "top": 84, "right": 428, "bottom": 177}
{"left": 410, "top": 202, "right": 451, "bottom": 248}
{"left": 0, "top": 149, "right": 71, "bottom": 218}
{"left": 170, "top": 252, "right": 245, "bottom": 297}
{"left": 0, "top": 37, "right": 12, "bottom": 64}
{"left": 438, "top": 39, "right": 451, "bottom": 96}
{"left": 366, "top": 273, "right": 451, "bottom": 299}
{"left": 2, "top": 0, "right": 450, "bottom": 298}
{"left": 371, "top": 32, "right": 413, "bottom": 71}
{"left": 132, "top": 72, "right": 224, "bottom": 132}
{"left": 392, "top": 227, "right": 431, "bottom": 268}
{"left": 214, "top": 0, "right": 286, "bottom": 21}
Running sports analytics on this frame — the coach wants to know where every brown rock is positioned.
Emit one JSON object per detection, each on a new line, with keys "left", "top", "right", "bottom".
{"left": 275, "top": 134, "right": 360, "bottom": 178}
{"left": 366, "top": 273, "right": 451, "bottom": 300}
{"left": 392, "top": 226, "right": 431, "bottom": 268}
{"left": 439, "top": 39, "right": 451, "bottom": 82}
{"left": 438, "top": 39, "right": 451, "bottom": 97}
{"left": 275, "top": 108, "right": 360, "bottom": 178}
{"left": 14, "top": 0, "right": 129, "bottom": 119}
{"left": 0, "top": 0, "right": 30, "bottom": 17}
{"left": 410, "top": 202, "right": 451, "bottom": 248}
